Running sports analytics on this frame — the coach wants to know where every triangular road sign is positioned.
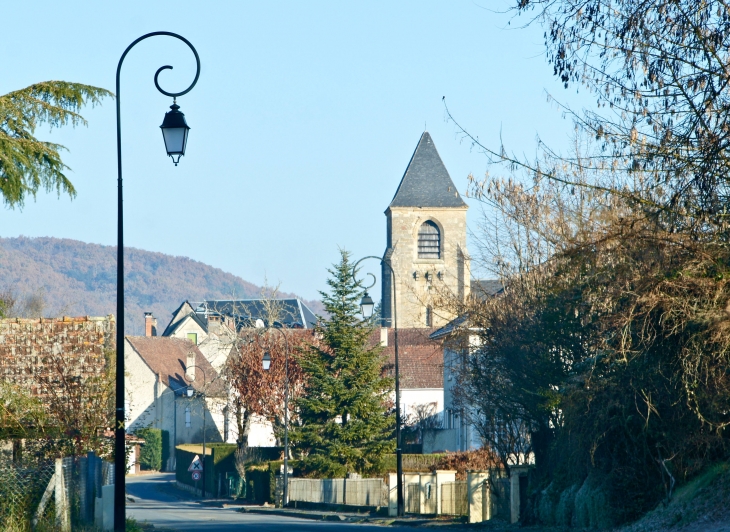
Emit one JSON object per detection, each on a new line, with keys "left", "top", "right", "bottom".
{"left": 188, "top": 454, "right": 204, "bottom": 472}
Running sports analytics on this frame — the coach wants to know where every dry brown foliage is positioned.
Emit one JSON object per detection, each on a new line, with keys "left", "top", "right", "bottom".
{"left": 429, "top": 449, "right": 502, "bottom": 480}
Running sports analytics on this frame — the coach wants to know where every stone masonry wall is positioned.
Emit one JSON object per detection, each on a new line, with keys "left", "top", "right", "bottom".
{"left": 386, "top": 206, "right": 470, "bottom": 328}
{"left": 0, "top": 316, "right": 115, "bottom": 397}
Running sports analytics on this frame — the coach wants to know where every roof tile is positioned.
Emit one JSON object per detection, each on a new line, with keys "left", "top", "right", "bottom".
{"left": 126, "top": 336, "right": 225, "bottom": 396}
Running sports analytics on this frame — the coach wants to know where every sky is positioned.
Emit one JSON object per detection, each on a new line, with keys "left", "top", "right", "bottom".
{"left": 0, "top": 1, "right": 584, "bottom": 302}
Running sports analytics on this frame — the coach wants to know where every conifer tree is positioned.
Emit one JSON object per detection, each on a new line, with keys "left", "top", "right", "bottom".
{"left": 0, "top": 81, "right": 112, "bottom": 208}
{"left": 293, "top": 250, "right": 394, "bottom": 477}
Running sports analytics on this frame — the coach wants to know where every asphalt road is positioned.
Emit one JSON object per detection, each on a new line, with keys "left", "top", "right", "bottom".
{"left": 126, "top": 473, "right": 427, "bottom": 532}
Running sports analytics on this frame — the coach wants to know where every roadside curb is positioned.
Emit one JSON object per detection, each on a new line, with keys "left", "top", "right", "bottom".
{"left": 239, "top": 507, "right": 349, "bottom": 521}
{"left": 239, "top": 507, "right": 460, "bottom": 527}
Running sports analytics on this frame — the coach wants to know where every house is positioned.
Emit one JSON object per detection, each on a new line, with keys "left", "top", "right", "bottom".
{"left": 145, "top": 298, "right": 318, "bottom": 372}
{"left": 124, "top": 335, "right": 233, "bottom": 470}
{"left": 373, "top": 328, "right": 444, "bottom": 447}
{"left": 425, "top": 280, "right": 504, "bottom": 453}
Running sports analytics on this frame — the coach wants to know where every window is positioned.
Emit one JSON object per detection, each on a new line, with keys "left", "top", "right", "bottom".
{"left": 417, "top": 221, "right": 440, "bottom": 259}
{"left": 187, "top": 332, "right": 198, "bottom": 345}
{"left": 426, "top": 306, "right": 433, "bottom": 327}
{"left": 185, "top": 407, "right": 191, "bottom": 428}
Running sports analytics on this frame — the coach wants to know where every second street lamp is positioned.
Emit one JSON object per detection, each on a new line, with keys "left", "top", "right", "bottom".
{"left": 184, "top": 365, "right": 208, "bottom": 498}
{"left": 258, "top": 326, "right": 290, "bottom": 507}
{"left": 352, "top": 256, "right": 404, "bottom": 517}
{"left": 359, "top": 292, "right": 375, "bottom": 319}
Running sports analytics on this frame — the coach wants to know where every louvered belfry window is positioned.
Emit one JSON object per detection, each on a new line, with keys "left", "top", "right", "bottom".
{"left": 418, "top": 221, "right": 441, "bottom": 259}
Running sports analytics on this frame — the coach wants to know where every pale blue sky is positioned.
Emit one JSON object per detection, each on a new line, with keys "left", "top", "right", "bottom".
{"left": 1, "top": 1, "right": 581, "bottom": 301}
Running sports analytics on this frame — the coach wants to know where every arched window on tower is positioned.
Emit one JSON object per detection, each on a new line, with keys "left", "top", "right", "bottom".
{"left": 418, "top": 221, "right": 441, "bottom": 259}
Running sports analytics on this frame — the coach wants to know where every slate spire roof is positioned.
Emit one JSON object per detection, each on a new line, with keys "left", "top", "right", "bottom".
{"left": 388, "top": 131, "right": 467, "bottom": 209}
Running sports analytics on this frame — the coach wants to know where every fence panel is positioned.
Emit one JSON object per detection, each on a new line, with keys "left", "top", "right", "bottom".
{"left": 288, "top": 478, "right": 386, "bottom": 507}
{"left": 405, "top": 483, "right": 421, "bottom": 514}
{"left": 441, "top": 481, "right": 467, "bottom": 516}
{"left": 0, "top": 460, "right": 55, "bottom": 527}
{"left": 344, "top": 479, "right": 385, "bottom": 507}
{"left": 0, "top": 452, "right": 114, "bottom": 530}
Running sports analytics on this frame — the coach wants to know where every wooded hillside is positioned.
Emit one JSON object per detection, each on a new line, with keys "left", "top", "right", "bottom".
{"left": 0, "top": 236, "right": 323, "bottom": 334}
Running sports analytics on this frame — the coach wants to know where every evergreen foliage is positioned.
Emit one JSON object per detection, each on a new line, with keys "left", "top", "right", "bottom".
{"left": 136, "top": 427, "right": 163, "bottom": 471}
{"left": 293, "top": 250, "right": 394, "bottom": 477}
{"left": 0, "top": 81, "right": 112, "bottom": 208}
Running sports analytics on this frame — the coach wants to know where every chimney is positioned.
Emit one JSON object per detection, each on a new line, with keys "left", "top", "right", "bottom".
{"left": 144, "top": 312, "right": 157, "bottom": 337}
{"left": 186, "top": 352, "right": 196, "bottom": 382}
{"left": 380, "top": 327, "right": 388, "bottom": 347}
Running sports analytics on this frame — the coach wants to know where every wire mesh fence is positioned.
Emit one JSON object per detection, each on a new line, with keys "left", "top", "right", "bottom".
{"left": 0, "top": 451, "right": 114, "bottom": 531}
{"left": 0, "top": 459, "right": 55, "bottom": 528}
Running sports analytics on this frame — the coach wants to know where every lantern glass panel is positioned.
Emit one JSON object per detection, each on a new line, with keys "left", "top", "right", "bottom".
{"left": 162, "top": 126, "right": 188, "bottom": 156}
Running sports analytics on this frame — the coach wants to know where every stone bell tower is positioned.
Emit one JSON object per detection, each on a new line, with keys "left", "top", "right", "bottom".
{"left": 381, "top": 132, "right": 469, "bottom": 329}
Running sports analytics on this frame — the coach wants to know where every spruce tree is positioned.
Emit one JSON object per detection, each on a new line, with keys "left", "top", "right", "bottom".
{"left": 293, "top": 250, "right": 394, "bottom": 477}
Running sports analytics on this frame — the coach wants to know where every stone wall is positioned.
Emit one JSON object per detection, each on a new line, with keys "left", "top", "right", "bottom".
{"left": 383, "top": 206, "right": 469, "bottom": 329}
{"left": 0, "top": 316, "right": 115, "bottom": 397}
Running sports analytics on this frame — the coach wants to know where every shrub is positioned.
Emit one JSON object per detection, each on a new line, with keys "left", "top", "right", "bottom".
{"left": 136, "top": 428, "right": 162, "bottom": 471}
{"left": 160, "top": 430, "right": 170, "bottom": 470}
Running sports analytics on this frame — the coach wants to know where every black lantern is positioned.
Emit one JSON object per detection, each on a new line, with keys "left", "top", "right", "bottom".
{"left": 360, "top": 291, "right": 375, "bottom": 319}
{"left": 262, "top": 351, "right": 272, "bottom": 371}
{"left": 160, "top": 101, "right": 190, "bottom": 165}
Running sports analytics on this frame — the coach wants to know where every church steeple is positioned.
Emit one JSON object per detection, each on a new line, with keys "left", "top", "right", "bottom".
{"left": 388, "top": 132, "right": 466, "bottom": 209}
{"left": 381, "top": 132, "right": 469, "bottom": 329}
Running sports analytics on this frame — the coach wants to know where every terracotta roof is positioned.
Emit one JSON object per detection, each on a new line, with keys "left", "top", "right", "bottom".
{"left": 369, "top": 328, "right": 443, "bottom": 389}
{"left": 125, "top": 336, "right": 225, "bottom": 397}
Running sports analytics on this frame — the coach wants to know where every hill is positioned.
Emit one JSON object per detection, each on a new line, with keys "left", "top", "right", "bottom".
{"left": 0, "top": 236, "right": 324, "bottom": 334}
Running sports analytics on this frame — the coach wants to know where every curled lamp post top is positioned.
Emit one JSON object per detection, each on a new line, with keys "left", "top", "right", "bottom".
{"left": 254, "top": 324, "right": 291, "bottom": 353}
{"left": 117, "top": 31, "right": 201, "bottom": 99}
{"left": 182, "top": 364, "right": 207, "bottom": 396}
{"left": 352, "top": 255, "right": 395, "bottom": 291}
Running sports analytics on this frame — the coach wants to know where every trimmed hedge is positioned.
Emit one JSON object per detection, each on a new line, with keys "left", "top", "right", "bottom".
{"left": 176, "top": 444, "right": 238, "bottom": 496}
{"left": 161, "top": 429, "right": 170, "bottom": 469}
{"left": 136, "top": 428, "right": 162, "bottom": 471}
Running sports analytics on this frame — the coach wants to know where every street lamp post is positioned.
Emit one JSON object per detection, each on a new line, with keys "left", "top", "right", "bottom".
{"left": 115, "top": 32, "right": 200, "bottom": 531}
{"left": 352, "top": 256, "right": 404, "bottom": 517}
{"left": 258, "top": 325, "right": 290, "bottom": 507}
{"left": 185, "top": 365, "right": 208, "bottom": 498}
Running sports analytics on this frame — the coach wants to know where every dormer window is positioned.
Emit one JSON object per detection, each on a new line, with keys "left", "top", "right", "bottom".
{"left": 418, "top": 221, "right": 441, "bottom": 259}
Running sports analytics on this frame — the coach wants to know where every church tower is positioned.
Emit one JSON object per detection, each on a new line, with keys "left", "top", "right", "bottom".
{"left": 381, "top": 132, "right": 469, "bottom": 329}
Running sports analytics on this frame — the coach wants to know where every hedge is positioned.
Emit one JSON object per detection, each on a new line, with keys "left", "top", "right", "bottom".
{"left": 136, "top": 428, "right": 162, "bottom": 471}
{"left": 176, "top": 444, "right": 237, "bottom": 496}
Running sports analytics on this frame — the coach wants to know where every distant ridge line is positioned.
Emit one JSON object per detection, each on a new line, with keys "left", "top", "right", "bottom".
{"left": 0, "top": 236, "right": 324, "bottom": 334}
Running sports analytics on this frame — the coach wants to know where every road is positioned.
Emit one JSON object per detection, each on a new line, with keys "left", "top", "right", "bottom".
{"left": 126, "top": 473, "right": 431, "bottom": 532}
